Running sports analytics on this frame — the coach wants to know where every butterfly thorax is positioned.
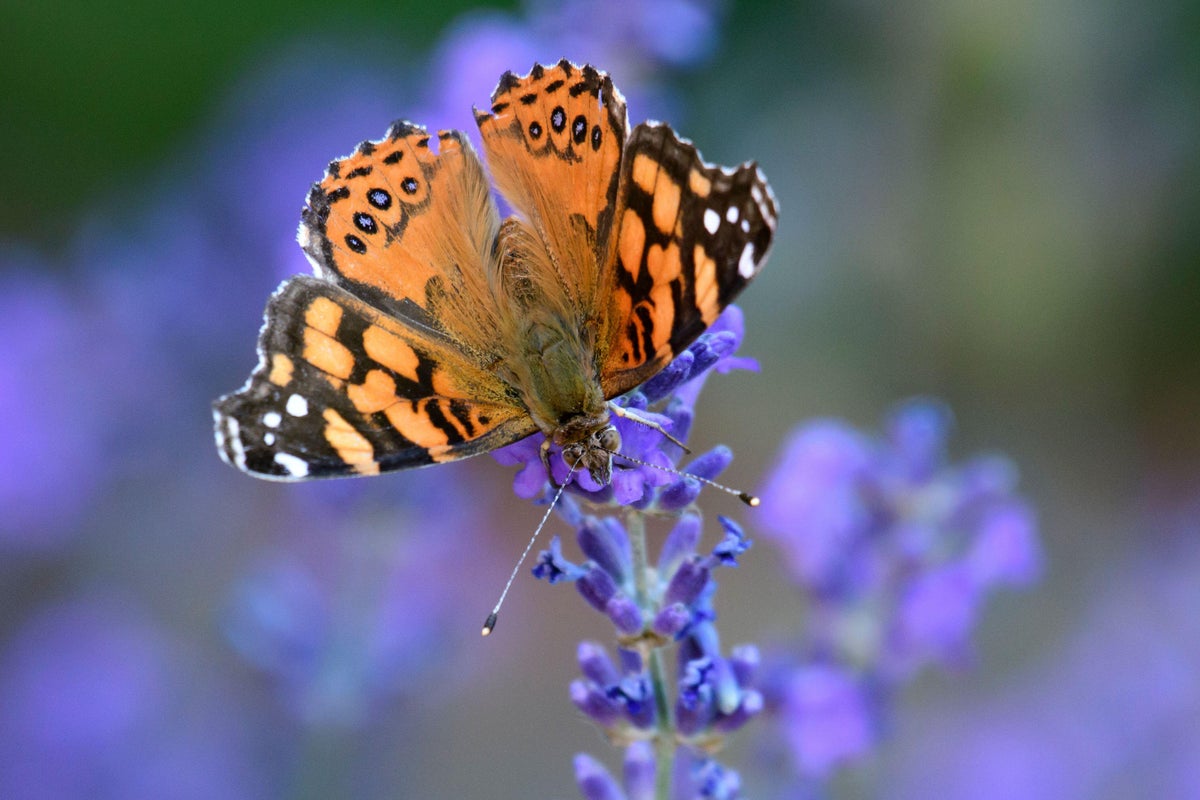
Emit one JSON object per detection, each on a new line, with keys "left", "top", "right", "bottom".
{"left": 499, "top": 307, "right": 619, "bottom": 485}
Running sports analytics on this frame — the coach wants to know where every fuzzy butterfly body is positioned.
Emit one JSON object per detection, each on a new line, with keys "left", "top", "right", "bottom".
{"left": 214, "top": 61, "right": 777, "bottom": 484}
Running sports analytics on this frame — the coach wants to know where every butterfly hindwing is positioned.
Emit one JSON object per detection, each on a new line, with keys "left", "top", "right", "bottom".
{"left": 214, "top": 277, "right": 534, "bottom": 481}
{"left": 601, "top": 121, "right": 778, "bottom": 396}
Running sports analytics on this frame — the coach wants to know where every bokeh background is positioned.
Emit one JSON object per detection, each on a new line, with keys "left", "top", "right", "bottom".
{"left": 3, "top": 0, "right": 1198, "bottom": 797}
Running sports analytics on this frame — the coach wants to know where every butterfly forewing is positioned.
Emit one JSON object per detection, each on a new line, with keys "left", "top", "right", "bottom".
{"left": 476, "top": 60, "right": 628, "bottom": 313}
{"left": 299, "top": 124, "right": 504, "bottom": 360}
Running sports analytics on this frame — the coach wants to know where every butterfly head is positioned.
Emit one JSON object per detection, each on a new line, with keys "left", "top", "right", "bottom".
{"left": 555, "top": 413, "right": 621, "bottom": 486}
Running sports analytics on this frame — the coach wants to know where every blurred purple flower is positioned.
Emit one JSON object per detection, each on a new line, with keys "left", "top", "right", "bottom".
{"left": 0, "top": 594, "right": 266, "bottom": 800}
{"left": 223, "top": 470, "right": 506, "bottom": 727}
{"left": 882, "top": 529, "right": 1200, "bottom": 799}
{"left": 0, "top": 260, "right": 118, "bottom": 549}
{"left": 753, "top": 399, "right": 1043, "bottom": 780}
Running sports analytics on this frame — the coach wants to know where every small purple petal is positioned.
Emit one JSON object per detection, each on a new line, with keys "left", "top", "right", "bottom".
{"left": 729, "top": 645, "right": 760, "bottom": 686}
{"left": 714, "top": 688, "right": 763, "bottom": 733}
{"left": 577, "top": 564, "right": 619, "bottom": 612}
{"left": 578, "top": 641, "right": 621, "bottom": 686}
{"left": 623, "top": 741, "right": 656, "bottom": 800}
{"left": 781, "top": 665, "right": 874, "bottom": 778}
{"left": 891, "top": 565, "right": 980, "bottom": 671}
{"left": 664, "top": 399, "right": 694, "bottom": 445}
{"left": 653, "top": 603, "right": 691, "bottom": 638}
{"left": 886, "top": 398, "right": 952, "bottom": 480}
{"left": 657, "top": 477, "right": 701, "bottom": 511}
{"left": 659, "top": 514, "right": 702, "bottom": 575}
{"left": 641, "top": 350, "right": 694, "bottom": 402}
{"left": 682, "top": 446, "right": 733, "bottom": 481}
{"left": 664, "top": 557, "right": 711, "bottom": 607}
{"left": 710, "top": 517, "right": 751, "bottom": 567}
{"left": 571, "top": 680, "right": 622, "bottom": 728}
{"left": 574, "top": 752, "right": 625, "bottom": 800}
{"left": 578, "top": 517, "right": 631, "bottom": 586}
{"left": 968, "top": 500, "right": 1042, "bottom": 587}
{"left": 606, "top": 595, "right": 644, "bottom": 636}
{"left": 533, "top": 537, "right": 583, "bottom": 584}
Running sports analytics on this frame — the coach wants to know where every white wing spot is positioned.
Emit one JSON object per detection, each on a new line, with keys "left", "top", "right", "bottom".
{"left": 263, "top": 432, "right": 276, "bottom": 446}
{"left": 274, "top": 452, "right": 309, "bottom": 477}
{"left": 286, "top": 394, "right": 309, "bottom": 417}
{"left": 738, "top": 243, "right": 757, "bottom": 279}
{"left": 226, "top": 418, "right": 247, "bottom": 470}
{"left": 263, "top": 411, "right": 282, "bottom": 429}
{"left": 703, "top": 208, "right": 720, "bottom": 234}
{"left": 740, "top": 218, "right": 751, "bottom": 233}
{"left": 726, "top": 206, "right": 739, "bottom": 224}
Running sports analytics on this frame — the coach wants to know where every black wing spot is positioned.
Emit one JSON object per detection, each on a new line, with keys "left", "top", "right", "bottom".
{"left": 520, "top": 92, "right": 538, "bottom": 105}
{"left": 551, "top": 106, "right": 566, "bottom": 133}
{"left": 345, "top": 234, "right": 367, "bottom": 254}
{"left": 528, "top": 121, "right": 543, "bottom": 139}
{"left": 573, "top": 115, "right": 588, "bottom": 145}
{"left": 591, "top": 125, "right": 602, "bottom": 151}
{"left": 346, "top": 165, "right": 373, "bottom": 179}
{"left": 545, "top": 79, "right": 564, "bottom": 93}
{"left": 401, "top": 177, "right": 419, "bottom": 195}
{"left": 353, "top": 212, "right": 377, "bottom": 234}
{"left": 367, "top": 188, "right": 391, "bottom": 209}
{"left": 383, "top": 150, "right": 404, "bottom": 164}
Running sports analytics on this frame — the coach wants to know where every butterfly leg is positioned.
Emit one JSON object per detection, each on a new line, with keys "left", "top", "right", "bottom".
{"left": 540, "top": 436, "right": 563, "bottom": 490}
{"left": 609, "top": 403, "right": 692, "bottom": 454}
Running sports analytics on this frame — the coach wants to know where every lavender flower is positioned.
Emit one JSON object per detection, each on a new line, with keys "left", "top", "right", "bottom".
{"left": 575, "top": 743, "right": 745, "bottom": 800}
{"left": 0, "top": 594, "right": 266, "bottom": 799}
{"left": 753, "top": 399, "right": 1043, "bottom": 781}
{"left": 513, "top": 307, "right": 760, "bottom": 798}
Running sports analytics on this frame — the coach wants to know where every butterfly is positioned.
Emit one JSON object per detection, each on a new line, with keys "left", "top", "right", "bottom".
{"left": 213, "top": 61, "right": 777, "bottom": 489}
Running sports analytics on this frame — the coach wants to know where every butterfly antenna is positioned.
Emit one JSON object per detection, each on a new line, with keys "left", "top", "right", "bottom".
{"left": 481, "top": 459, "right": 579, "bottom": 637}
{"left": 606, "top": 449, "right": 760, "bottom": 507}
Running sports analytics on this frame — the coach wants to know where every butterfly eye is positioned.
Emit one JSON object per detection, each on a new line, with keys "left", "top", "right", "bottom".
{"left": 598, "top": 426, "right": 620, "bottom": 453}
{"left": 562, "top": 443, "right": 585, "bottom": 466}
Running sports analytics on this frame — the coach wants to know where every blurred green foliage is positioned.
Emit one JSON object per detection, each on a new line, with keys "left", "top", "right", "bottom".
{"left": 0, "top": 0, "right": 515, "bottom": 247}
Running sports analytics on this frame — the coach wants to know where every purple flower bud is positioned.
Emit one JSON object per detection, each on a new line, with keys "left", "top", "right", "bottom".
{"left": 653, "top": 602, "right": 690, "bottom": 638}
{"left": 577, "top": 564, "right": 619, "bottom": 612}
{"left": 571, "top": 680, "right": 622, "bottom": 728}
{"left": 578, "top": 641, "right": 621, "bottom": 685}
{"left": 578, "top": 517, "right": 631, "bottom": 586}
{"left": 615, "top": 673, "right": 656, "bottom": 729}
{"left": 714, "top": 688, "right": 763, "bottom": 733}
{"left": 664, "top": 399, "right": 694, "bottom": 445}
{"left": 574, "top": 753, "right": 624, "bottom": 800}
{"left": 967, "top": 500, "right": 1041, "bottom": 587}
{"left": 641, "top": 350, "right": 694, "bottom": 402}
{"left": 886, "top": 398, "right": 952, "bottom": 481}
{"left": 606, "top": 595, "right": 644, "bottom": 636}
{"left": 780, "top": 665, "right": 875, "bottom": 778}
{"left": 682, "top": 446, "right": 733, "bottom": 481}
{"left": 658, "top": 514, "right": 702, "bottom": 575}
{"left": 664, "top": 556, "right": 711, "bottom": 608}
{"left": 623, "top": 741, "right": 655, "bottom": 800}
{"left": 657, "top": 477, "right": 701, "bottom": 511}
{"left": 729, "top": 645, "right": 760, "bottom": 686}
